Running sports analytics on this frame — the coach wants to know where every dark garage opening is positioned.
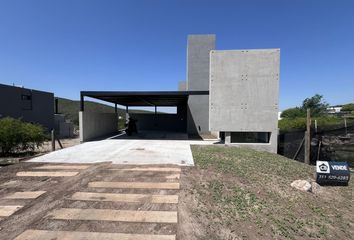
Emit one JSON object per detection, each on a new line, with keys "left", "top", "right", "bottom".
{"left": 80, "top": 91, "right": 208, "bottom": 140}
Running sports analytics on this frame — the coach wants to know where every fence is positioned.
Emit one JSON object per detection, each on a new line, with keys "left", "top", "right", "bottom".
{"left": 278, "top": 125, "right": 354, "bottom": 167}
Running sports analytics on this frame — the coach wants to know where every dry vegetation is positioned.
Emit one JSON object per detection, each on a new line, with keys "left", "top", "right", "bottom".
{"left": 178, "top": 145, "right": 353, "bottom": 240}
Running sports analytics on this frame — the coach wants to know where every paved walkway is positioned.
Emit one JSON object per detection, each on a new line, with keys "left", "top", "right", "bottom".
{"left": 30, "top": 139, "right": 195, "bottom": 166}
{"left": 29, "top": 131, "right": 218, "bottom": 166}
{"left": 0, "top": 163, "right": 181, "bottom": 239}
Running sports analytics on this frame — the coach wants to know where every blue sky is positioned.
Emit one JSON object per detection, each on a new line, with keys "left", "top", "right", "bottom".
{"left": 0, "top": 0, "right": 353, "bottom": 110}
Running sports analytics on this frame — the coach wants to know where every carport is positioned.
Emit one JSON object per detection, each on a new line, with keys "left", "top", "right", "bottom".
{"left": 79, "top": 91, "right": 208, "bottom": 142}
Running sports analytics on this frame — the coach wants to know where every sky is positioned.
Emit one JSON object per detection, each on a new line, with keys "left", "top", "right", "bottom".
{"left": 0, "top": 0, "right": 353, "bottom": 110}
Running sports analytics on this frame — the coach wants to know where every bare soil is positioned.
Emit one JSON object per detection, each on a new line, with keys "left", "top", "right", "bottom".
{"left": 1, "top": 145, "right": 352, "bottom": 240}
{"left": 37, "top": 137, "right": 81, "bottom": 153}
{"left": 0, "top": 163, "right": 179, "bottom": 239}
{"left": 0, "top": 137, "right": 80, "bottom": 166}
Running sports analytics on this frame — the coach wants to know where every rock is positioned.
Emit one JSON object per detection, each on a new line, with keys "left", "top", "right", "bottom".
{"left": 291, "top": 180, "right": 312, "bottom": 192}
{"left": 310, "top": 181, "right": 322, "bottom": 194}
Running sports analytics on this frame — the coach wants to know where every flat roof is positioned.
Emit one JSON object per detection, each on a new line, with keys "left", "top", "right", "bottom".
{"left": 81, "top": 91, "right": 209, "bottom": 106}
{"left": 0, "top": 83, "right": 54, "bottom": 95}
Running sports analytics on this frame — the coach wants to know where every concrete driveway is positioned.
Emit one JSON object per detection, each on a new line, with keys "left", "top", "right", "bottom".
{"left": 29, "top": 132, "right": 216, "bottom": 166}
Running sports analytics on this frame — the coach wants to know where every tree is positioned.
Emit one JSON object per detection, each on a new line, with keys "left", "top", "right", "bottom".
{"left": 301, "top": 94, "right": 329, "bottom": 116}
{"left": 341, "top": 103, "right": 354, "bottom": 112}
{"left": 281, "top": 94, "right": 329, "bottom": 119}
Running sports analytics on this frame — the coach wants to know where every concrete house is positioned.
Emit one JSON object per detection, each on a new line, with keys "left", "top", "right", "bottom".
{"left": 0, "top": 83, "right": 54, "bottom": 130}
{"left": 79, "top": 34, "right": 280, "bottom": 153}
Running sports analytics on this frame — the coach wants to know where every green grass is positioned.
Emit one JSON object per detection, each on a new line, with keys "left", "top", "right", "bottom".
{"left": 189, "top": 145, "right": 354, "bottom": 239}
{"left": 279, "top": 116, "right": 354, "bottom": 132}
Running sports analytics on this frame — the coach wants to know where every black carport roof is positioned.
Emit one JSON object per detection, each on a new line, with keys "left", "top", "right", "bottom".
{"left": 81, "top": 91, "right": 209, "bottom": 107}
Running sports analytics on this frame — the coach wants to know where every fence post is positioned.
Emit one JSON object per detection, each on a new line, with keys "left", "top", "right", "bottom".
{"left": 51, "top": 129, "right": 55, "bottom": 151}
{"left": 344, "top": 118, "right": 347, "bottom": 136}
{"left": 304, "top": 108, "right": 311, "bottom": 164}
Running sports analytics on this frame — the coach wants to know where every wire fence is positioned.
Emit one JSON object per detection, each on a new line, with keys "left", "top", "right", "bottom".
{"left": 278, "top": 125, "right": 354, "bottom": 167}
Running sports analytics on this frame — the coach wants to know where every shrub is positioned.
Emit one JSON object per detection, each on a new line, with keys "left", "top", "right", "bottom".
{"left": 279, "top": 117, "right": 307, "bottom": 131}
{"left": 0, "top": 117, "right": 47, "bottom": 156}
{"left": 341, "top": 103, "right": 354, "bottom": 112}
{"left": 279, "top": 116, "right": 352, "bottom": 132}
{"left": 280, "top": 107, "right": 304, "bottom": 118}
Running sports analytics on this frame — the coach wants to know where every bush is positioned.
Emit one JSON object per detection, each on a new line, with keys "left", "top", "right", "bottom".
{"left": 0, "top": 117, "right": 47, "bottom": 156}
{"left": 279, "top": 117, "right": 307, "bottom": 131}
{"left": 280, "top": 107, "right": 304, "bottom": 118}
{"left": 279, "top": 116, "right": 352, "bottom": 132}
{"left": 341, "top": 103, "right": 354, "bottom": 112}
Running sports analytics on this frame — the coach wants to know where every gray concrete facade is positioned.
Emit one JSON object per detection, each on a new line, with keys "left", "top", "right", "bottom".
{"left": 209, "top": 49, "right": 280, "bottom": 152}
{"left": 186, "top": 34, "right": 215, "bottom": 135}
{"left": 130, "top": 102, "right": 187, "bottom": 132}
{"left": 130, "top": 113, "right": 186, "bottom": 132}
{"left": 78, "top": 34, "right": 280, "bottom": 153}
{"left": 0, "top": 83, "right": 54, "bottom": 130}
{"left": 54, "top": 114, "right": 74, "bottom": 138}
{"left": 79, "top": 111, "right": 118, "bottom": 142}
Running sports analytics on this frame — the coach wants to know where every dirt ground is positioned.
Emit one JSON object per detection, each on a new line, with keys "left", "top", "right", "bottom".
{"left": 1, "top": 145, "right": 353, "bottom": 240}
{"left": 0, "top": 162, "right": 180, "bottom": 240}
{"left": 36, "top": 137, "right": 81, "bottom": 153}
{"left": 0, "top": 138, "right": 80, "bottom": 165}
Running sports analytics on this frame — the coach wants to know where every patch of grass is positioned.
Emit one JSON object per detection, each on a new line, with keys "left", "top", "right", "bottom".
{"left": 193, "top": 145, "right": 312, "bottom": 181}
{"left": 189, "top": 145, "right": 354, "bottom": 239}
{"left": 207, "top": 180, "right": 265, "bottom": 220}
{"left": 279, "top": 116, "right": 354, "bottom": 132}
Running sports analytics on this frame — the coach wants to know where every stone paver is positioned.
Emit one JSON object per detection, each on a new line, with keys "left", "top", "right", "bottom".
{"left": 70, "top": 192, "right": 179, "bottom": 204}
{"left": 47, "top": 208, "right": 178, "bottom": 223}
{"left": 4, "top": 164, "right": 182, "bottom": 239}
{"left": 16, "top": 171, "right": 79, "bottom": 177}
{"left": 3, "top": 191, "right": 46, "bottom": 199}
{"left": 110, "top": 167, "right": 182, "bottom": 172}
{"left": 14, "top": 230, "right": 176, "bottom": 240}
{"left": 88, "top": 181, "right": 180, "bottom": 189}
{"left": 0, "top": 205, "right": 23, "bottom": 217}
{"left": 33, "top": 165, "right": 91, "bottom": 170}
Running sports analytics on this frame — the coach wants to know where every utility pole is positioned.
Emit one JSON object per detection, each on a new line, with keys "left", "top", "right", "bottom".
{"left": 304, "top": 108, "right": 311, "bottom": 165}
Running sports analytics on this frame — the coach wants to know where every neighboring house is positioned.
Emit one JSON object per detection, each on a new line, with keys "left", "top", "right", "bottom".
{"left": 0, "top": 83, "right": 54, "bottom": 131}
{"left": 53, "top": 98, "right": 75, "bottom": 138}
{"left": 79, "top": 34, "right": 280, "bottom": 153}
{"left": 327, "top": 105, "right": 343, "bottom": 114}
{"left": 278, "top": 112, "right": 282, "bottom": 120}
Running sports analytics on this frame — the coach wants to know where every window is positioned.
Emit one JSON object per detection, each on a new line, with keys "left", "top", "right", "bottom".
{"left": 21, "top": 94, "right": 32, "bottom": 110}
{"left": 231, "top": 132, "right": 271, "bottom": 143}
{"left": 21, "top": 94, "right": 32, "bottom": 101}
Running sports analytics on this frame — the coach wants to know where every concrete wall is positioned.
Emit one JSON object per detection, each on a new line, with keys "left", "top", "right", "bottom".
{"left": 209, "top": 49, "right": 280, "bottom": 153}
{"left": 130, "top": 113, "right": 186, "bottom": 132}
{"left": 0, "top": 83, "right": 54, "bottom": 131}
{"left": 130, "top": 103, "right": 187, "bottom": 132}
{"left": 186, "top": 34, "right": 215, "bottom": 135}
{"left": 54, "top": 114, "right": 74, "bottom": 138}
{"left": 79, "top": 111, "right": 118, "bottom": 142}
